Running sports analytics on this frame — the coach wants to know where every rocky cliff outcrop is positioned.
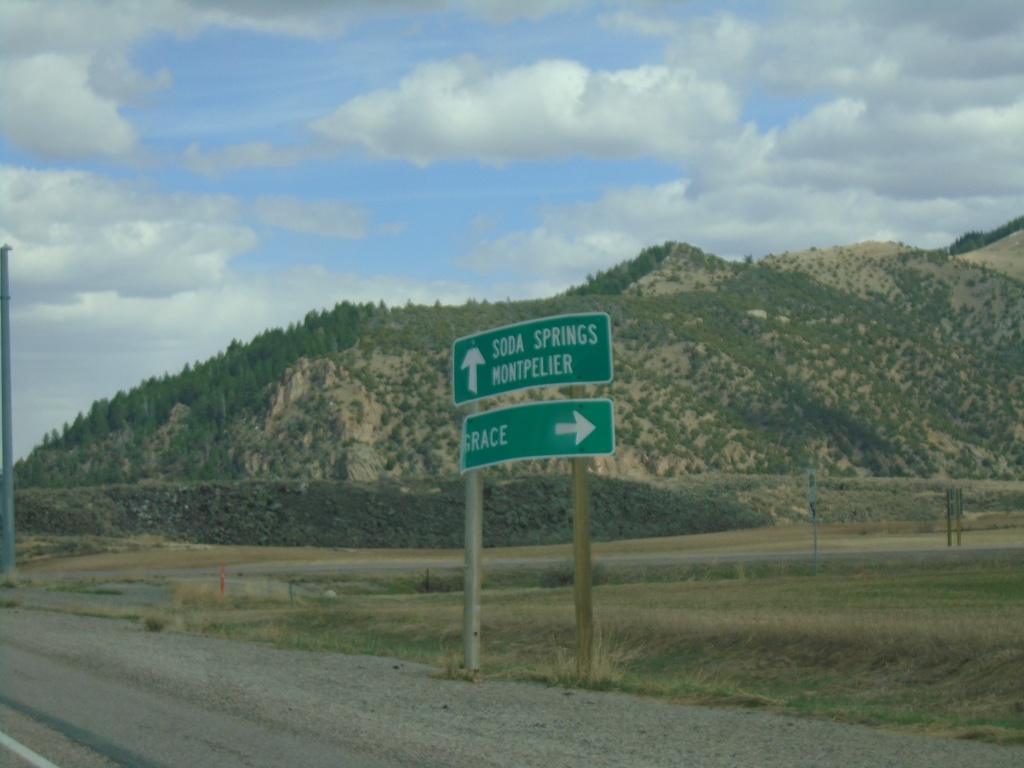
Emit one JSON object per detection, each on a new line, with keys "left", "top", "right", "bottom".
{"left": 242, "top": 357, "right": 387, "bottom": 481}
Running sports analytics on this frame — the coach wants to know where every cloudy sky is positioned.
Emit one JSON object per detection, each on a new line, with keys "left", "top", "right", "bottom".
{"left": 1, "top": 0, "right": 1023, "bottom": 460}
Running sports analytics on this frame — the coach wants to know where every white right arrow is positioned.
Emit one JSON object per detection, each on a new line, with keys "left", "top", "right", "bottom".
{"left": 555, "top": 411, "right": 597, "bottom": 446}
{"left": 461, "top": 347, "right": 485, "bottom": 394}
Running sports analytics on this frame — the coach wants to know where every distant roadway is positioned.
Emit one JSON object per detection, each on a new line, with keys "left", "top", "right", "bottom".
{"left": 22, "top": 541, "right": 1024, "bottom": 582}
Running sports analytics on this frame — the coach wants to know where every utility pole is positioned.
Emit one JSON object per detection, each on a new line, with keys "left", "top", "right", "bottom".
{"left": 1, "top": 244, "right": 14, "bottom": 578}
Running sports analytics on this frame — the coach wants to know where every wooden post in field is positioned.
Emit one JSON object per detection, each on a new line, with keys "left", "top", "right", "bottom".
{"left": 807, "top": 469, "right": 818, "bottom": 576}
{"left": 571, "top": 385, "right": 594, "bottom": 678}
{"left": 946, "top": 488, "right": 953, "bottom": 547}
{"left": 572, "top": 455, "right": 594, "bottom": 676}
{"left": 956, "top": 487, "right": 963, "bottom": 546}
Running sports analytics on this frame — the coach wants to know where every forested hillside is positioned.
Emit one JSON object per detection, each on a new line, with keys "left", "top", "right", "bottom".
{"left": 949, "top": 214, "right": 1024, "bottom": 255}
{"left": 16, "top": 223, "right": 1024, "bottom": 488}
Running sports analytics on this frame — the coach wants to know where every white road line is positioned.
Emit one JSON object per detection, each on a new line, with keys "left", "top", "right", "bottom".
{"left": 0, "top": 730, "right": 61, "bottom": 768}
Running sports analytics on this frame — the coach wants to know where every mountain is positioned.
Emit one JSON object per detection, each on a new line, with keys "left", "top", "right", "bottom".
{"left": 16, "top": 225, "right": 1024, "bottom": 488}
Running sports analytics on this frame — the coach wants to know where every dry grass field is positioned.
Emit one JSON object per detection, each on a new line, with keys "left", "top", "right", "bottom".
{"left": 16, "top": 514, "right": 1024, "bottom": 574}
{"left": 958, "top": 229, "right": 1024, "bottom": 282}
{"left": 9, "top": 512, "right": 1024, "bottom": 746}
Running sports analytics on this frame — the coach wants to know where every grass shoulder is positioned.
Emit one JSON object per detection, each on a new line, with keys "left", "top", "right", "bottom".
{"left": 13, "top": 521, "right": 1024, "bottom": 747}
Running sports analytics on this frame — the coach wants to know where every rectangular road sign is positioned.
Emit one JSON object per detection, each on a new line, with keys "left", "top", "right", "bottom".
{"left": 460, "top": 399, "right": 614, "bottom": 473}
{"left": 452, "top": 312, "right": 612, "bottom": 405}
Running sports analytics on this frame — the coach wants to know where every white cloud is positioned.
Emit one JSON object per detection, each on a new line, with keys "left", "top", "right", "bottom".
{"left": 88, "top": 52, "right": 173, "bottom": 102}
{"left": 0, "top": 54, "right": 139, "bottom": 159}
{"left": 765, "top": 97, "right": 1024, "bottom": 198}
{"left": 0, "top": 166, "right": 256, "bottom": 298}
{"left": 0, "top": 0, "right": 185, "bottom": 159}
{"left": 0, "top": 0, "right": 356, "bottom": 55}
{"left": 254, "top": 196, "right": 369, "bottom": 239}
{"left": 0, "top": 0, "right": 165, "bottom": 57}
{"left": 461, "top": 174, "right": 1024, "bottom": 282}
{"left": 178, "top": 0, "right": 356, "bottom": 39}
{"left": 183, "top": 142, "right": 329, "bottom": 178}
{"left": 0, "top": 0, "right": 364, "bottom": 162}
{"left": 599, "top": 10, "right": 683, "bottom": 38}
{"left": 796, "top": 0, "right": 1024, "bottom": 41}
{"left": 664, "top": 12, "right": 759, "bottom": 85}
{"left": 461, "top": 225, "right": 644, "bottom": 285}
{"left": 455, "top": 0, "right": 587, "bottom": 23}
{"left": 309, "top": 55, "right": 738, "bottom": 166}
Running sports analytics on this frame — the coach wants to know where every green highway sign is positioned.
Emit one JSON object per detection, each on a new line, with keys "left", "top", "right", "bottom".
{"left": 452, "top": 312, "right": 612, "bottom": 405}
{"left": 460, "top": 399, "right": 615, "bottom": 473}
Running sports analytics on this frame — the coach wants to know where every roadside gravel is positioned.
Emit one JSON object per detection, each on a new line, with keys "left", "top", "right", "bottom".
{"left": 2, "top": 609, "right": 1022, "bottom": 768}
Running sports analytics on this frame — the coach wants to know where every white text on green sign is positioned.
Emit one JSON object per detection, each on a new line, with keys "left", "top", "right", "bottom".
{"left": 452, "top": 313, "right": 612, "bottom": 404}
{"left": 460, "top": 399, "right": 615, "bottom": 472}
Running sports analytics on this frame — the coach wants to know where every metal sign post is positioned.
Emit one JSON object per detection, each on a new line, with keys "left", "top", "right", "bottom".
{"left": 463, "top": 401, "right": 483, "bottom": 676}
{"left": 453, "top": 313, "right": 615, "bottom": 676}
{"left": 459, "top": 398, "right": 613, "bottom": 676}
{"left": 947, "top": 488, "right": 954, "bottom": 547}
{"left": 1, "top": 244, "right": 14, "bottom": 579}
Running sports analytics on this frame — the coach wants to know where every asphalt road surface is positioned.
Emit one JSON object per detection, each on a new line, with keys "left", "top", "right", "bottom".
{"left": 0, "top": 638, "right": 394, "bottom": 768}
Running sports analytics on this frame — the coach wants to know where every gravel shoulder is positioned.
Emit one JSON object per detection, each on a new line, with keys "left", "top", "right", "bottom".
{"left": 0, "top": 701, "right": 122, "bottom": 768}
{"left": 2, "top": 609, "right": 1022, "bottom": 768}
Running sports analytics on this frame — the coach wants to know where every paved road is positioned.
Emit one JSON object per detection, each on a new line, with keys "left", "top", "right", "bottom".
{"left": 0, "top": 635, "right": 393, "bottom": 768}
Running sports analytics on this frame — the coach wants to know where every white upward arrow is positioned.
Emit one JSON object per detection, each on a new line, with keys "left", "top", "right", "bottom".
{"left": 461, "top": 347, "right": 486, "bottom": 394}
{"left": 555, "top": 411, "right": 597, "bottom": 446}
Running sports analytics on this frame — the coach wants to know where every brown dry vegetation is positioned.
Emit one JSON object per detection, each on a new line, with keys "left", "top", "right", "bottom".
{"left": 168, "top": 550, "right": 1024, "bottom": 745}
{"left": 17, "top": 509, "right": 1024, "bottom": 574}
{"left": 16, "top": 519, "right": 1023, "bottom": 745}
